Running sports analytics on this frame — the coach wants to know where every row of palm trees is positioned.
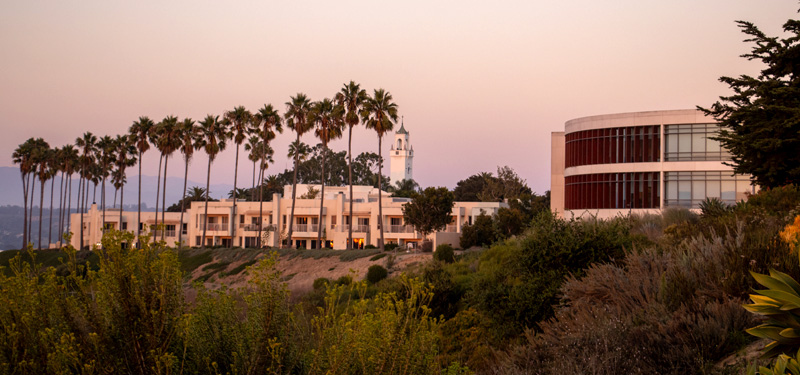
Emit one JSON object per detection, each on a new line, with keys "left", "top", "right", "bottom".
{"left": 13, "top": 81, "right": 398, "bottom": 250}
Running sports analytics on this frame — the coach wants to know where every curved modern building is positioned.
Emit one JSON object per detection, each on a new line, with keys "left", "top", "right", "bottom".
{"left": 550, "top": 109, "right": 754, "bottom": 218}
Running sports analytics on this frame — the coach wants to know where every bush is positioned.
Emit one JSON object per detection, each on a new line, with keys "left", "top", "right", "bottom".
{"left": 366, "top": 265, "right": 388, "bottom": 284}
{"left": 335, "top": 275, "right": 353, "bottom": 286}
{"left": 365, "top": 244, "right": 377, "bottom": 249}
{"left": 460, "top": 212, "right": 496, "bottom": 249}
{"left": 384, "top": 243, "right": 398, "bottom": 252}
{"left": 313, "top": 277, "right": 331, "bottom": 291}
{"left": 369, "top": 253, "right": 387, "bottom": 261}
{"left": 421, "top": 240, "right": 433, "bottom": 253}
{"left": 435, "top": 244, "right": 455, "bottom": 263}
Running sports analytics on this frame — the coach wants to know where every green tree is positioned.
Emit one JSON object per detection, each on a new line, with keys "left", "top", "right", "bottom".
{"left": 494, "top": 207, "right": 526, "bottom": 239}
{"left": 363, "top": 89, "right": 398, "bottom": 250}
{"left": 459, "top": 212, "right": 495, "bottom": 249}
{"left": 155, "top": 116, "right": 182, "bottom": 242}
{"left": 129, "top": 116, "right": 155, "bottom": 247}
{"left": 254, "top": 104, "right": 282, "bottom": 247}
{"left": 310, "top": 98, "right": 344, "bottom": 247}
{"left": 12, "top": 138, "right": 36, "bottom": 248}
{"left": 112, "top": 135, "right": 138, "bottom": 226}
{"left": 284, "top": 93, "right": 313, "bottom": 248}
{"left": 198, "top": 115, "right": 229, "bottom": 248}
{"left": 403, "top": 187, "right": 455, "bottom": 241}
{"left": 224, "top": 106, "right": 253, "bottom": 247}
{"left": 178, "top": 118, "right": 201, "bottom": 247}
{"left": 452, "top": 172, "right": 495, "bottom": 202}
{"left": 391, "top": 178, "right": 420, "bottom": 198}
{"left": 700, "top": 16, "right": 800, "bottom": 188}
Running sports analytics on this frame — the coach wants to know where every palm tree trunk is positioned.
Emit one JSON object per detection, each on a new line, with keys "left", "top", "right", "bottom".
{"left": 92, "top": 183, "right": 97, "bottom": 204}
{"left": 179, "top": 156, "right": 189, "bottom": 248}
{"left": 38, "top": 179, "right": 45, "bottom": 250}
{"left": 83, "top": 177, "right": 90, "bottom": 249}
{"left": 119, "top": 178, "right": 125, "bottom": 230}
{"left": 257, "top": 163, "right": 265, "bottom": 248}
{"left": 377, "top": 135, "right": 384, "bottom": 251}
{"left": 66, "top": 175, "right": 72, "bottom": 238}
{"left": 137, "top": 150, "right": 143, "bottom": 248}
{"left": 317, "top": 145, "right": 326, "bottom": 248}
{"left": 231, "top": 143, "right": 240, "bottom": 248}
{"left": 347, "top": 125, "right": 354, "bottom": 250}
{"left": 154, "top": 154, "right": 163, "bottom": 243}
{"left": 21, "top": 171, "right": 28, "bottom": 249}
{"left": 161, "top": 155, "right": 169, "bottom": 242}
{"left": 202, "top": 158, "right": 212, "bottom": 248}
{"left": 48, "top": 176, "right": 55, "bottom": 247}
{"left": 113, "top": 187, "right": 118, "bottom": 209}
{"left": 78, "top": 175, "right": 83, "bottom": 248}
{"left": 101, "top": 177, "right": 106, "bottom": 235}
{"left": 251, "top": 159, "right": 256, "bottom": 201}
{"left": 58, "top": 171, "right": 65, "bottom": 246}
{"left": 287, "top": 133, "right": 300, "bottom": 249}
{"left": 29, "top": 173, "right": 35, "bottom": 244}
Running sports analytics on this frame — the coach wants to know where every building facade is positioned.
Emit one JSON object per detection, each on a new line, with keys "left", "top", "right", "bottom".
{"left": 70, "top": 184, "right": 505, "bottom": 250}
{"left": 551, "top": 109, "right": 754, "bottom": 219}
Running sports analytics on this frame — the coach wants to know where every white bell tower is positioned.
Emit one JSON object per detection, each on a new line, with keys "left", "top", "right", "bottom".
{"left": 390, "top": 117, "right": 413, "bottom": 185}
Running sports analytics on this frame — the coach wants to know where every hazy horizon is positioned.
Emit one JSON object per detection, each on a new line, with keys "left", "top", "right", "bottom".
{"left": 1, "top": 1, "right": 796, "bottom": 194}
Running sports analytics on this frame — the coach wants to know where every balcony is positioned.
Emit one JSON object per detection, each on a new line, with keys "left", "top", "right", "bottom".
{"left": 444, "top": 225, "right": 458, "bottom": 233}
{"left": 152, "top": 230, "right": 177, "bottom": 238}
{"left": 386, "top": 225, "right": 414, "bottom": 233}
{"left": 201, "top": 223, "right": 228, "bottom": 231}
{"left": 242, "top": 224, "right": 261, "bottom": 231}
{"left": 340, "top": 224, "right": 370, "bottom": 233}
{"left": 293, "top": 224, "right": 319, "bottom": 232}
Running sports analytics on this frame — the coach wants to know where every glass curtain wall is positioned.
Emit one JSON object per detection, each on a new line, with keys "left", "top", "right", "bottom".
{"left": 565, "top": 172, "right": 660, "bottom": 210}
{"left": 565, "top": 125, "right": 660, "bottom": 168}
{"left": 664, "top": 123, "right": 731, "bottom": 161}
{"left": 664, "top": 171, "right": 752, "bottom": 208}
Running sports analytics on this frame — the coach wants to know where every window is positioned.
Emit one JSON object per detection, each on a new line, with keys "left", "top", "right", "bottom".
{"left": 122, "top": 222, "right": 127, "bottom": 230}
{"left": 565, "top": 125, "right": 660, "bottom": 167}
{"left": 664, "top": 171, "right": 752, "bottom": 208}
{"left": 664, "top": 124, "right": 731, "bottom": 161}
{"left": 565, "top": 172, "right": 661, "bottom": 209}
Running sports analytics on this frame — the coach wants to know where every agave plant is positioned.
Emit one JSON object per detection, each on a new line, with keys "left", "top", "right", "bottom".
{"left": 744, "top": 268, "right": 800, "bottom": 359}
{"left": 748, "top": 349, "right": 800, "bottom": 375}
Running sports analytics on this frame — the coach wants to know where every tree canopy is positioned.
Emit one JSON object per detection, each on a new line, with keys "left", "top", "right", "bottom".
{"left": 402, "top": 187, "right": 455, "bottom": 238}
{"left": 701, "top": 16, "right": 800, "bottom": 188}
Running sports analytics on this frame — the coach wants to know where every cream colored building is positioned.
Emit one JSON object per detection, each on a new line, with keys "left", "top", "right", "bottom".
{"left": 551, "top": 109, "right": 755, "bottom": 219}
{"left": 69, "top": 184, "right": 506, "bottom": 250}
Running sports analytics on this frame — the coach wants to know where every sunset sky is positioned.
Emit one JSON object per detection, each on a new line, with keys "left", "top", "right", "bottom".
{"left": 0, "top": 1, "right": 795, "bottom": 195}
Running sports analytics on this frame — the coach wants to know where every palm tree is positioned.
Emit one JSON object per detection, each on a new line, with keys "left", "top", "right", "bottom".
{"left": 148, "top": 123, "right": 164, "bottom": 240}
{"left": 310, "top": 98, "right": 345, "bottom": 248}
{"left": 178, "top": 118, "right": 201, "bottom": 248}
{"left": 224, "top": 106, "right": 253, "bottom": 248}
{"left": 198, "top": 114, "right": 229, "bottom": 248}
{"left": 33, "top": 142, "right": 52, "bottom": 250}
{"left": 46, "top": 146, "right": 59, "bottom": 248}
{"left": 112, "top": 135, "right": 137, "bottom": 227}
{"left": 287, "top": 140, "right": 311, "bottom": 163}
{"left": 76, "top": 132, "right": 97, "bottom": 249}
{"left": 362, "top": 89, "right": 398, "bottom": 251}
{"left": 244, "top": 135, "right": 261, "bottom": 200}
{"left": 155, "top": 116, "right": 182, "bottom": 242}
{"left": 335, "top": 81, "right": 367, "bottom": 249}
{"left": 254, "top": 104, "right": 283, "bottom": 247}
{"left": 186, "top": 186, "right": 207, "bottom": 201}
{"left": 13, "top": 138, "right": 36, "bottom": 248}
{"left": 129, "top": 116, "right": 154, "bottom": 246}
{"left": 60, "top": 145, "right": 78, "bottom": 244}
{"left": 97, "top": 135, "right": 116, "bottom": 232}
{"left": 284, "top": 93, "right": 312, "bottom": 248}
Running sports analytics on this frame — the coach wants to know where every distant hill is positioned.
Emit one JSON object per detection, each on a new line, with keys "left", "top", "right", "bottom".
{"left": 0, "top": 166, "right": 233, "bottom": 207}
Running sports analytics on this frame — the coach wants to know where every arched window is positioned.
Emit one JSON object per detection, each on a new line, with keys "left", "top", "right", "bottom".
{"left": 397, "top": 139, "right": 403, "bottom": 149}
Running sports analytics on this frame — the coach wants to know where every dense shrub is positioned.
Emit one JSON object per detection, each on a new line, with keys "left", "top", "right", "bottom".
{"left": 366, "top": 265, "right": 388, "bottom": 284}
{"left": 421, "top": 240, "right": 433, "bottom": 253}
{"left": 744, "top": 185, "right": 800, "bottom": 218}
{"left": 313, "top": 277, "right": 331, "bottom": 291}
{"left": 365, "top": 244, "right": 377, "bottom": 249}
{"left": 335, "top": 275, "right": 353, "bottom": 286}
{"left": 384, "top": 243, "right": 398, "bottom": 252}
{"left": 435, "top": 244, "right": 456, "bottom": 263}
{"left": 459, "top": 212, "right": 495, "bottom": 249}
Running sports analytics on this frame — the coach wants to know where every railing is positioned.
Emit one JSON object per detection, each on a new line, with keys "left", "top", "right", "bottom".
{"left": 243, "top": 224, "right": 261, "bottom": 231}
{"left": 444, "top": 225, "right": 458, "bottom": 233}
{"left": 386, "top": 225, "right": 414, "bottom": 233}
{"left": 201, "top": 223, "right": 227, "bottom": 231}
{"left": 151, "top": 230, "right": 177, "bottom": 237}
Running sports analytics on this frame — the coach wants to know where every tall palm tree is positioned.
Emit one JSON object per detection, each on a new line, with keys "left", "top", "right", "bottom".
{"left": 112, "top": 135, "right": 137, "bottom": 227}
{"left": 254, "top": 104, "right": 283, "bottom": 247}
{"left": 287, "top": 140, "right": 311, "bottom": 163}
{"left": 33, "top": 142, "right": 52, "bottom": 250}
{"left": 148, "top": 123, "right": 164, "bottom": 239}
{"left": 335, "top": 81, "right": 367, "bottom": 249}
{"left": 155, "top": 116, "right": 182, "bottom": 242}
{"left": 224, "top": 106, "right": 253, "bottom": 248}
{"left": 310, "top": 98, "right": 345, "bottom": 247}
{"left": 46, "top": 146, "right": 59, "bottom": 248}
{"left": 76, "top": 132, "right": 97, "bottom": 249}
{"left": 244, "top": 135, "right": 261, "bottom": 200}
{"left": 61, "top": 145, "right": 78, "bottom": 243}
{"left": 362, "top": 89, "right": 398, "bottom": 251}
{"left": 97, "top": 135, "right": 115, "bottom": 232}
{"left": 13, "top": 138, "right": 36, "bottom": 248}
{"left": 178, "top": 118, "right": 201, "bottom": 248}
{"left": 198, "top": 114, "right": 229, "bottom": 248}
{"left": 129, "top": 116, "right": 154, "bottom": 246}
{"left": 284, "top": 93, "right": 312, "bottom": 248}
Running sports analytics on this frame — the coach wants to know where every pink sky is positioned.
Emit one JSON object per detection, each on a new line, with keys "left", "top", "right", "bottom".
{"left": 0, "top": 1, "right": 795, "bottom": 194}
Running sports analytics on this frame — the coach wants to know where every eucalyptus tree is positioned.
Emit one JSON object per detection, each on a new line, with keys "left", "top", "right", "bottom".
{"left": 335, "top": 81, "right": 367, "bottom": 249}
{"left": 155, "top": 116, "right": 182, "bottom": 241}
{"left": 177, "top": 118, "right": 201, "bottom": 247}
{"left": 284, "top": 93, "right": 312, "bottom": 248}
{"left": 254, "top": 103, "right": 283, "bottom": 247}
{"left": 362, "top": 89, "right": 398, "bottom": 250}
{"left": 12, "top": 138, "right": 36, "bottom": 248}
{"left": 112, "top": 134, "right": 137, "bottom": 225}
{"left": 76, "top": 132, "right": 97, "bottom": 249}
{"left": 198, "top": 114, "right": 229, "bottom": 248}
{"left": 309, "top": 98, "right": 345, "bottom": 247}
{"left": 129, "top": 116, "right": 154, "bottom": 245}
{"left": 224, "top": 106, "right": 253, "bottom": 247}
